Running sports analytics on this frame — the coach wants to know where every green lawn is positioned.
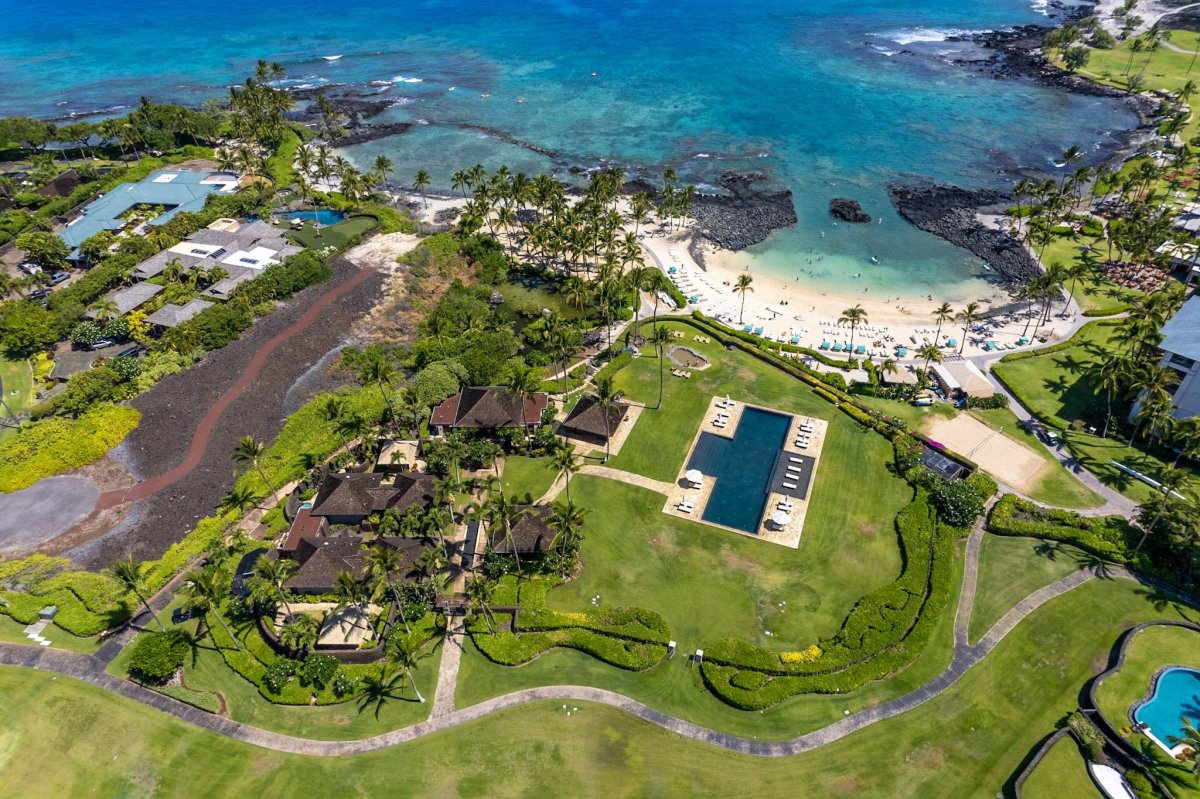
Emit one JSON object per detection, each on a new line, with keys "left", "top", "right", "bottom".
{"left": 0, "top": 614, "right": 100, "bottom": 655}
{"left": 1094, "top": 625, "right": 1200, "bottom": 799}
{"left": 0, "top": 357, "right": 32, "bottom": 444}
{"left": 967, "top": 535, "right": 1089, "bottom": 644}
{"left": 1036, "top": 234, "right": 1141, "bottom": 316}
{"left": 2, "top": 578, "right": 1194, "bottom": 798}
{"left": 1020, "top": 734, "right": 1101, "bottom": 799}
{"left": 501, "top": 455, "right": 558, "bottom": 503}
{"left": 285, "top": 214, "right": 378, "bottom": 250}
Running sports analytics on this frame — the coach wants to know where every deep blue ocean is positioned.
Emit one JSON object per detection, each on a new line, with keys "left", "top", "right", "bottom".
{"left": 0, "top": 0, "right": 1138, "bottom": 298}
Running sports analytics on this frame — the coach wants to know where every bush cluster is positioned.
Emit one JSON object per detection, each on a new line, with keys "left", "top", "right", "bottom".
{"left": 987, "top": 494, "right": 1136, "bottom": 561}
{"left": 127, "top": 629, "right": 191, "bottom": 683}
{"left": 0, "top": 405, "right": 140, "bottom": 492}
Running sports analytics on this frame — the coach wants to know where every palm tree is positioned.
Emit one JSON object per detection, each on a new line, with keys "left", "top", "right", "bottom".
{"left": 107, "top": 556, "right": 165, "bottom": 632}
{"left": 648, "top": 323, "right": 676, "bottom": 410}
{"left": 1169, "top": 718, "right": 1200, "bottom": 773}
{"left": 1058, "top": 145, "right": 1084, "bottom": 194}
{"left": 483, "top": 491, "right": 530, "bottom": 574}
{"left": 548, "top": 498, "right": 587, "bottom": 554}
{"left": 838, "top": 304, "right": 868, "bottom": 354}
{"left": 412, "top": 170, "right": 431, "bottom": 208}
{"left": 918, "top": 342, "right": 942, "bottom": 378}
{"left": 232, "top": 436, "right": 279, "bottom": 510}
{"left": 734, "top": 273, "right": 754, "bottom": 325}
{"left": 465, "top": 575, "right": 497, "bottom": 635}
{"left": 362, "top": 543, "right": 411, "bottom": 634}
{"left": 931, "top": 302, "right": 954, "bottom": 343}
{"left": 357, "top": 356, "right": 396, "bottom": 430}
{"left": 878, "top": 357, "right": 899, "bottom": 384}
{"left": 89, "top": 298, "right": 120, "bottom": 322}
{"left": 442, "top": 436, "right": 469, "bottom": 484}
{"left": 955, "top": 302, "right": 981, "bottom": 355}
{"left": 1092, "top": 357, "right": 1129, "bottom": 438}
{"left": 180, "top": 565, "right": 243, "bottom": 651}
{"left": 550, "top": 439, "right": 580, "bottom": 503}
{"left": 252, "top": 556, "right": 297, "bottom": 616}
{"left": 384, "top": 635, "right": 430, "bottom": 703}
{"left": 279, "top": 613, "right": 321, "bottom": 653}
{"left": 372, "top": 154, "right": 394, "bottom": 187}
{"left": 1133, "top": 466, "right": 1188, "bottom": 553}
{"left": 504, "top": 363, "right": 543, "bottom": 456}
{"left": 591, "top": 374, "right": 623, "bottom": 463}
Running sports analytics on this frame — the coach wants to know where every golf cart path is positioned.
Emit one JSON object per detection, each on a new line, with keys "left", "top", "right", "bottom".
{"left": 0, "top": 521, "right": 1169, "bottom": 758}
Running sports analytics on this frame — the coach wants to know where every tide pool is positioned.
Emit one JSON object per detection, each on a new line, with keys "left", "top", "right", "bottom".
{"left": 0, "top": 0, "right": 1139, "bottom": 299}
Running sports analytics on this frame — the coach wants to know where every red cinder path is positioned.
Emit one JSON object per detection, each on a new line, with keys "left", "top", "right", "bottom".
{"left": 95, "top": 267, "right": 374, "bottom": 510}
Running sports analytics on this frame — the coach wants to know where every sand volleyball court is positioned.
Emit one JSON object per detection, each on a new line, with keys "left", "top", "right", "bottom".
{"left": 925, "top": 414, "right": 1046, "bottom": 494}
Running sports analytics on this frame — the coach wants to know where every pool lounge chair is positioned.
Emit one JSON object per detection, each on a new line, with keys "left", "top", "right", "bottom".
{"left": 788, "top": 456, "right": 803, "bottom": 463}
{"left": 782, "top": 481, "right": 798, "bottom": 490}
{"left": 778, "top": 500, "right": 795, "bottom": 511}
{"left": 796, "top": 441, "right": 809, "bottom": 449}
{"left": 678, "top": 501, "right": 694, "bottom": 513}
{"left": 832, "top": 342, "right": 843, "bottom": 352}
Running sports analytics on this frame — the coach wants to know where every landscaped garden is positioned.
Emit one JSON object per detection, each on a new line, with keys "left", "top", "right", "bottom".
{"left": 1020, "top": 734, "right": 1102, "bottom": 799}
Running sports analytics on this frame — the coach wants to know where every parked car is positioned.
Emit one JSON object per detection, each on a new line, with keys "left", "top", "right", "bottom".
{"left": 171, "top": 607, "right": 194, "bottom": 624}
{"left": 49, "top": 271, "right": 70, "bottom": 285}
{"left": 88, "top": 339, "right": 115, "bottom": 351}
{"left": 116, "top": 345, "right": 141, "bottom": 358}
{"left": 29, "top": 288, "right": 50, "bottom": 300}
{"left": 18, "top": 262, "right": 41, "bottom": 275}
{"left": 1044, "top": 430, "right": 1061, "bottom": 447}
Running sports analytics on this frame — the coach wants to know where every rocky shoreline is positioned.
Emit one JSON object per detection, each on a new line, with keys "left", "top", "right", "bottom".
{"left": 689, "top": 172, "right": 799, "bottom": 250}
{"left": 888, "top": 184, "right": 1040, "bottom": 283}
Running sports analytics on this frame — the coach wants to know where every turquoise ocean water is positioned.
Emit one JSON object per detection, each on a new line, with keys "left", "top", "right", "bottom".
{"left": 0, "top": 0, "right": 1138, "bottom": 298}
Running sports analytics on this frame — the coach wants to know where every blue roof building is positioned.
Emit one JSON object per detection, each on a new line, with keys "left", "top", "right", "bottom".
{"left": 60, "top": 169, "right": 239, "bottom": 256}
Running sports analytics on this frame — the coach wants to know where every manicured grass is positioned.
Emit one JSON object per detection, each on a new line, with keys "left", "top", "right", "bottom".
{"left": 1021, "top": 734, "right": 1101, "bottom": 799}
{"left": 1036, "top": 234, "right": 1141, "bottom": 316}
{"left": 0, "top": 357, "right": 32, "bottom": 444}
{"left": 0, "top": 614, "right": 100, "bottom": 654}
{"left": 967, "top": 535, "right": 1089, "bottom": 644}
{"left": 501, "top": 455, "right": 558, "bottom": 503}
{"left": 1, "top": 579, "right": 1194, "bottom": 797}
{"left": 285, "top": 214, "right": 378, "bottom": 250}
{"left": 1094, "top": 624, "right": 1200, "bottom": 799}
{"left": 969, "top": 407, "right": 1105, "bottom": 509}
{"left": 991, "top": 320, "right": 1121, "bottom": 427}
{"left": 456, "top": 532, "right": 965, "bottom": 739}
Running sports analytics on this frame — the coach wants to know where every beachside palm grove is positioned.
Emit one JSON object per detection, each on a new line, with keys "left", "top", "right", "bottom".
{"left": 7, "top": 1, "right": 1200, "bottom": 795}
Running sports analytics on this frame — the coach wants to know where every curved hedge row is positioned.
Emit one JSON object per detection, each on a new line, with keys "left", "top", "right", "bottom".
{"left": 467, "top": 575, "right": 670, "bottom": 670}
{"left": 699, "top": 491, "right": 960, "bottom": 709}
{"left": 987, "top": 494, "right": 1136, "bottom": 562}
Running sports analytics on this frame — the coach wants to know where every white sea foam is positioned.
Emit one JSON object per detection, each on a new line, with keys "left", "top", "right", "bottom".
{"left": 695, "top": 153, "right": 711, "bottom": 158}
{"left": 323, "top": 55, "right": 343, "bottom": 61}
{"left": 876, "top": 27, "right": 989, "bottom": 46}
{"left": 392, "top": 75, "right": 424, "bottom": 84}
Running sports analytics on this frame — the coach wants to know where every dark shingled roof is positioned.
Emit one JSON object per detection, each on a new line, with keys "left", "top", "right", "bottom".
{"left": 36, "top": 169, "right": 83, "bottom": 198}
{"left": 284, "top": 536, "right": 428, "bottom": 593}
{"left": 430, "top": 386, "right": 548, "bottom": 429}
{"left": 309, "top": 472, "right": 437, "bottom": 519}
{"left": 560, "top": 395, "right": 630, "bottom": 440}
{"left": 489, "top": 505, "right": 556, "bottom": 555}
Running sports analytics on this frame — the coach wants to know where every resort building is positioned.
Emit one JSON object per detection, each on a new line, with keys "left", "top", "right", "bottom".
{"left": 308, "top": 472, "right": 437, "bottom": 526}
{"left": 488, "top": 505, "right": 558, "bottom": 556}
{"left": 86, "top": 282, "right": 163, "bottom": 319}
{"left": 430, "top": 386, "right": 549, "bottom": 435}
{"left": 558, "top": 395, "right": 630, "bottom": 444}
{"left": 277, "top": 535, "right": 429, "bottom": 594}
{"left": 144, "top": 298, "right": 213, "bottom": 331}
{"left": 1156, "top": 295, "right": 1200, "bottom": 419}
{"left": 132, "top": 219, "right": 301, "bottom": 280}
{"left": 930, "top": 361, "right": 996, "bottom": 400}
{"left": 60, "top": 169, "right": 240, "bottom": 258}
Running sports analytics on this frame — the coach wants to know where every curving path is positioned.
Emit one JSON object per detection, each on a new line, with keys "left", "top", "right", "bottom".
{"left": 0, "top": 521, "right": 1177, "bottom": 758}
{"left": 94, "top": 265, "right": 376, "bottom": 511}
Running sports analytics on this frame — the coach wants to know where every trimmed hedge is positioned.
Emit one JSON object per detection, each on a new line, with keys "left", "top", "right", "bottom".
{"left": 466, "top": 575, "right": 670, "bottom": 670}
{"left": 698, "top": 490, "right": 959, "bottom": 709}
{"left": 0, "top": 405, "right": 141, "bottom": 493}
{"left": 987, "top": 494, "right": 1136, "bottom": 561}
{"left": 688, "top": 313, "right": 857, "bottom": 370}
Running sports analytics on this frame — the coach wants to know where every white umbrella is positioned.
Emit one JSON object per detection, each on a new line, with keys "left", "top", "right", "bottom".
{"left": 771, "top": 510, "right": 791, "bottom": 527}
{"left": 685, "top": 469, "right": 704, "bottom": 486}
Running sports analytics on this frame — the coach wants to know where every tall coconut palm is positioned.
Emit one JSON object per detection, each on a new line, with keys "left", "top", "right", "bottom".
{"left": 412, "top": 169, "right": 431, "bottom": 208}
{"left": 918, "top": 342, "right": 942, "bottom": 379}
{"left": 504, "top": 363, "right": 543, "bottom": 456}
{"left": 372, "top": 154, "right": 394, "bottom": 187}
{"left": 1092, "top": 357, "right": 1129, "bottom": 438}
{"left": 465, "top": 575, "right": 497, "bottom": 634}
{"left": 550, "top": 439, "right": 580, "bottom": 503}
{"left": 591, "top": 374, "right": 623, "bottom": 463}
{"left": 548, "top": 498, "right": 587, "bottom": 554}
{"left": 650, "top": 325, "right": 673, "bottom": 411}
{"left": 107, "top": 556, "right": 165, "bottom": 632}
{"left": 442, "top": 436, "right": 469, "bottom": 484}
{"left": 955, "top": 302, "right": 981, "bottom": 355}
{"left": 252, "top": 556, "right": 297, "bottom": 617}
{"left": 279, "top": 613, "right": 320, "bottom": 654}
{"left": 357, "top": 356, "right": 396, "bottom": 430}
{"left": 1133, "top": 466, "right": 1188, "bottom": 553}
{"left": 362, "top": 542, "right": 411, "bottom": 634}
{"left": 734, "top": 273, "right": 754, "bottom": 325}
{"left": 482, "top": 491, "right": 530, "bottom": 574}
{"left": 180, "top": 564, "right": 243, "bottom": 651}
{"left": 232, "top": 436, "right": 279, "bottom": 510}
{"left": 838, "top": 304, "right": 868, "bottom": 354}
{"left": 931, "top": 302, "right": 954, "bottom": 343}
{"left": 384, "top": 635, "right": 430, "bottom": 703}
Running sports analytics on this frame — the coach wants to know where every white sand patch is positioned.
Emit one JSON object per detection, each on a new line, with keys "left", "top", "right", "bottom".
{"left": 924, "top": 414, "right": 1047, "bottom": 494}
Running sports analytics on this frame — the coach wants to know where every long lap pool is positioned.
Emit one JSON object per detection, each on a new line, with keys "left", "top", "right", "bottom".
{"left": 686, "top": 406, "right": 795, "bottom": 534}
{"left": 1134, "top": 667, "right": 1200, "bottom": 745}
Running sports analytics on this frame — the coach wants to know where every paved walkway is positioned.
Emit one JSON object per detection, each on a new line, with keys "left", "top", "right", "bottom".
{"left": 95, "top": 266, "right": 377, "bottom": 511}
{"left": 0, "top": 512, "right": 1165, "bottom": 758}
{"left": 430, "top": 616, "right": 464, "bottom": 720}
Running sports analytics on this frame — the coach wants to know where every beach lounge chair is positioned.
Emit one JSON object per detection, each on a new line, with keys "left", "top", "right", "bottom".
{"left": 743, "top": 324, "right": 753, "bottom": 333}
{"left": 855, "top": 344, "right": 866, "bottom": 355}
{"left": 754, "top": 326, "right": 764, "bottom": 336}
{"left": 797, "top": 441, "right": 809, "bottom": 449}
{"left": 778, "top": 500, "right": 795, "bottom": 511}
{"left": 790, "top": 335, "right": 800, "bottom": 345}
{"left": 819, "top": 340, "right": 830, "bottom": 350}
{"left": 832, "top": 342, "right": 843, "bottom": 352}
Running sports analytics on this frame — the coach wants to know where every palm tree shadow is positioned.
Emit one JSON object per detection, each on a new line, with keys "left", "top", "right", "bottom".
{"left": 1070, "top": 549, "right": 1114, "bottom": 577}
{"left": 1134, "top": 585, "right": 1194, "bottom": 622}
{"left": 1034, "top": 540, "right": 1063, "bottom": 561}
{"left": 1043, "top": 375, "right": 1071, "bottom": 395}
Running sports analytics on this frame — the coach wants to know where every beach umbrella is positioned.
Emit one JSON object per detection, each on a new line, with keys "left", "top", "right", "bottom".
{"left": 771, "top": 510, "right": 791, "bottom": 528}
{"left": 685, "top": 469, "right": 704, "bottom": 486}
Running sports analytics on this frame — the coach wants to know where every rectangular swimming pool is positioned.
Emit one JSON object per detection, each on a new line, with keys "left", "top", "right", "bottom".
{"left": 687, "top": 406, "right": 791, "bottom": 534}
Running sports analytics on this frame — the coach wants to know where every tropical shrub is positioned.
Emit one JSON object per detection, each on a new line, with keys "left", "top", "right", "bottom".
{"left": 262, "top": 656, "right": 301, "bottom": 694}
{"left": 987, "top": 494, "right": 1135, "bottom": 561}
{"left": 127, "top": 630, "right": 191, "bottom": 683}
{"left": 0, "top": 405, "right": 140, "bottom": 492}
{"left": 300, "top": 653, "right": 340, "bottom": 689}
{"left": 930, "top": 477, "right": 985, "bottom": 527}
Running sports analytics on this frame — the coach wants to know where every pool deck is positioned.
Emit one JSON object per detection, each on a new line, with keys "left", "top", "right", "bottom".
{"left": 661, "top": 396, "right": 828, "bottom": 548}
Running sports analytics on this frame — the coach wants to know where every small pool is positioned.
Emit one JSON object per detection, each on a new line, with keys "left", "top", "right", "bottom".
{"left": 1134, "top": 667, "right": 1200, "bottom": 745}
{"left": 275, "top": 209, "right": 346, "bottom": 225}
{"left": 687, "top": 407, "right": 790, "bottom": 534}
